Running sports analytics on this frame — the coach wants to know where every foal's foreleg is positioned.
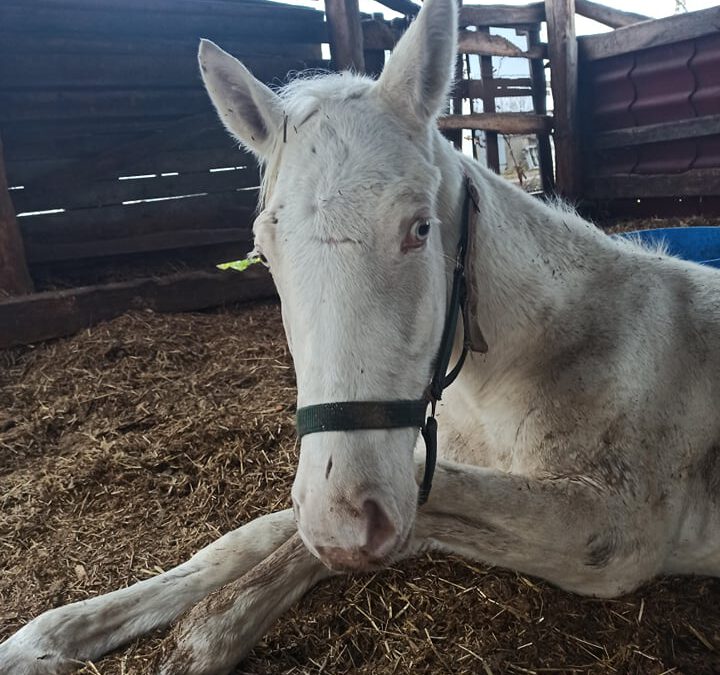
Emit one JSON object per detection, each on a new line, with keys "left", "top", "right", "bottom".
{"left": 159, "top": 533, "right": 334, "bottom": 675}
{"left": 418, "top": 461, "right": 663, "bottom": 597}
{"left": 0, "top": 510, "right": 296, "bottom": 675}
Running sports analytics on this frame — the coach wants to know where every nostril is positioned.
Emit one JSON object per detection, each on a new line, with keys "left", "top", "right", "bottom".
{"left": 362, "top": 499, "right": 397, "bottom": 558}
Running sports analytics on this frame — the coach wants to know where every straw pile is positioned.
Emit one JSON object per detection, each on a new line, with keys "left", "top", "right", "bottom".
{"left": 1, "top": 301, "right": 719, "bottom": 674}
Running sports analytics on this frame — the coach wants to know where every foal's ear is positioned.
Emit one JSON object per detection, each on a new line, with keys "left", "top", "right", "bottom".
{"left": 198, "top": 39, "right": 283, "bottom": 158}
{"left": 376, "top": 0, "right": 458, "bottom": 127}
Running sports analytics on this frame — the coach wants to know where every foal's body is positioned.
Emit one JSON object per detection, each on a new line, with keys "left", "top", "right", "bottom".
{"left": 2, "top": 0, "right": 719, "bottom": 671}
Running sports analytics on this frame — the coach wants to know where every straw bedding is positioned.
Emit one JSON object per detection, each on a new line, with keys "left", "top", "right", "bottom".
{"left": 1, "top": 299, "right": 719, "bottom": 674}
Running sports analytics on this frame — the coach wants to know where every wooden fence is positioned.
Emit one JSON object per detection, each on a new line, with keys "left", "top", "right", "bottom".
{"left": 0, "top": 0, "right": 325, "bottom": 273}
{"left": 578, "top": 6, "right": 720, "bottom": 209}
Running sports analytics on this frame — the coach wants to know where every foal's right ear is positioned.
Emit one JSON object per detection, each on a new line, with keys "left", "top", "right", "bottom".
{"left": 198, "top": 39, "right": 283, "bottom": 158}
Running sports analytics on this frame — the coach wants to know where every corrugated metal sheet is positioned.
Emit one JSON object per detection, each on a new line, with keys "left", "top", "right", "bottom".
{"left": 582, "top": 30, "right": 720, "bottom": 184}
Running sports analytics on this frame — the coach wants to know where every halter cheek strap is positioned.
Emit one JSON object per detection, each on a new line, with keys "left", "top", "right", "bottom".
{"left": 295, "top": 174, "right": 484, "bottom": 505}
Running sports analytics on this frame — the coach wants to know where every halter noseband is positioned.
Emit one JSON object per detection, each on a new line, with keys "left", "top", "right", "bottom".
{"left": 296, "top": 175, "right": 482, "bottom": 505}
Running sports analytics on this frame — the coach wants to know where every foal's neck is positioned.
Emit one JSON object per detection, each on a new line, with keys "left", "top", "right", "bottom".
{"left": 433, "top": 132, "right": 604, "bottom": 358}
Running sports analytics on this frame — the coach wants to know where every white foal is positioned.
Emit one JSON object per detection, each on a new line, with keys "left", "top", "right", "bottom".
{"left": 2, "top": 0, "right": 719, "bottom": 672}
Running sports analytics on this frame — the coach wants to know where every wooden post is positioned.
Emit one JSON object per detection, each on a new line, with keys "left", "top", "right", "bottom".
{"left": 479, "top": 27, "right": 500, "bottom": 173}
{"left": 0, "top": 134, "right": 33, "bottom": 296}
{"left": 545, "top": 0, "right": 580, "bottom": 199}
{"left": 324, "top": 0, "right": 365, "bottom": 72}
{"left": 527, "top": 26, "right": 555, "bottom": 194}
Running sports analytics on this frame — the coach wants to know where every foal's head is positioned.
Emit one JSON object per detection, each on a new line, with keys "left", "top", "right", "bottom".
{"left": 200, "top": 0, "right": 458, "bottom": 571}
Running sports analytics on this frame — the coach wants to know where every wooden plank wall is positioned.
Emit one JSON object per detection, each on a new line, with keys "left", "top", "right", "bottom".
{"left": 578, "top": 6, "right": 720, "bottom": 203}
{"left": 0, "top": 0, "right": 327, "bottom": 271}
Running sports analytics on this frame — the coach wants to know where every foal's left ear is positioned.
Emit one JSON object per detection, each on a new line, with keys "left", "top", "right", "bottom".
{"left": 376, "top": 0, "right": 458, "bottom": 127}
{"left": 198, "top": 39, "right": 283, "bottom": 158}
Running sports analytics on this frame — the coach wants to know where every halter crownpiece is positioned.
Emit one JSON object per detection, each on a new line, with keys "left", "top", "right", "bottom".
{"left": 296, "top": 174, "right": 484, "bottom": 505}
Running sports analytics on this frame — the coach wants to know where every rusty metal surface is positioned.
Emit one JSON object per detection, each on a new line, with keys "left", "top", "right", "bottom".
{"left": 582, "top": 30, "right": 720, "bottom": 181}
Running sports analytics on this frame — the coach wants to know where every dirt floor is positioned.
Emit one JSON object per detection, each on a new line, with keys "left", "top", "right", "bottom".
{"left": 2, "top": 296, "right": 720, "bottom": 672}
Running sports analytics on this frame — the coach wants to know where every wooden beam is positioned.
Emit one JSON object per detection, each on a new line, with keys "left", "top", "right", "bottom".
{"left": 593, "top": 114, "right": 720, "bottom": 151}
{"left": 585, "top": 168, "right": 720, "bottom": 199}
{"left": 578, "top": 6, "right": 720, "bottom": 62}
{"left": 0, "top": 134, "right": 33, "bottom": 296}
{"left": 459, "top": 3, "right": 545, "bottom": 28}
{"left": 324, "top": 0, "right": 365, "bottom": 72}
{"left": 458, "top": 30, "right": 547, "bottom": 58}
{"left": 545, "top": 0, "right": 580, "bottom": 199}
{"left": 0, "top": 266, "right": 276, "bottom": 349}
{"left": 371, "top": 0, "right": 420, "bottom": 16}
{"left": 479, "top": 27, "right": 500, "bottom": 174}
{"left": 438, "top": 113, "right": 553, "bottom": 134}
{"left": 574, "top": 0, "right": 649, "bottom": 29}
{"left": 527, "top": 26, "right": 555, "bottom": 194}
{"left": 460, "top": 78, "right": 534, "bottom": 99}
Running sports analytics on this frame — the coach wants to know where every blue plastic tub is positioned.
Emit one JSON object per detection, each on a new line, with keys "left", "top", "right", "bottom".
{"left": 614, "top": 226, "right": 720, "bottom": 269}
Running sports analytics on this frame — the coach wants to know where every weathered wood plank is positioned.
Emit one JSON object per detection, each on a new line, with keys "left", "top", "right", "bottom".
{"left": 593, "top": 114, "right": 720, "bottom": 150}
{"left": 438, "top": 113, "right": 553, "bottom": 134}
{"left": 0, "top": 5, "right": 327, "bottom": 43}
{"left": 6, "top": 146, "right": 252, "bottom": 186}
{"left": 0, "top": 33, "right": 322, "bottom": 60}
{"left": 371, "top": 0, "right": 420, "bottom": 16}
{"left": 458, "top": 30, "right": 547, "bottom": 59}
{"left": 0, "top": 134, "right": 33, "bottom": 295}
{"left": 478, "top": 28, "right": 500, "bottom": 174}
{"left": 325, "top": 0, "right": 365, "bottom": 72}
{"left": 15, "top": 114, "right": 224, "bottom": 190}
{"left": 585, "top": 168, "right": 720, "bottom": 198}
{"left": 0, "top": 266, "right": 276, "bottom": 349}
{"left": 0, "top": 89, "right": 216, "bottom": 123}
{"left": 527, "top": 26, "right": 555, "bottom": 194}
{"left": 459, "top": 3, "right": 545, "bottom": 28}
{"left": 12, "top": 165, "right": 259, "bottom": 213}
{"left": 0, "top": 52, "right": 323, "bottom": 88}
{"left": 460, "top": 78, "right": 534, "bottom": 99}
{"left": 574, "top": 0, "right": 649, "bottom": 29}
{"left": 545, "top": 0, "right": 580, "bottom": 199}
{"left": 19, "top": 191, "right": 258, "bottom": 261}
{"left": 578, "top": 6, "right": 720, "bottom": 62}
{"left": 24, "top": 227, "right": 253, "bottom": 264}
{"left": 361, "top": 18, "right": 401, "bottom": 51}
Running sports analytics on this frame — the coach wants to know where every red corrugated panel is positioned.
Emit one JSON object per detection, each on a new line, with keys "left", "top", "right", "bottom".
{"left": 631, "top": 42, "right": 696, "bottom": 126}
{"left": 585, "top": 30, "right": 720, "bottom": 182}
{"left": 588, "top": 54, "right": 636, "bottom": 132}
{"left": 690, "top": 34, "right": 720, "bottom": 116}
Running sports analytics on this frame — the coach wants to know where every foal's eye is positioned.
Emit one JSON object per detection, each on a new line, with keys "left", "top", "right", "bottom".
{"left": 413, "top": 220, "right": 431, "bottom": 239}
{"left": 403, "top": 218, "right": 432, "bottom": 252}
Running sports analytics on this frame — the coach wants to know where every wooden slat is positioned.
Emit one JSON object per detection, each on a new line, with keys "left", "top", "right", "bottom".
{"left": 0, "top": 89, "right": 216, "bottom": 123}
{"left": 527, "top": 26, "right": 555, "bottom": 194}
{"left": 458, "top": 30, "right": 547, "bottom": 59}
{"left": 4, "top": 0, "right": 321, "bottom": 18}
{"left": 0, "top": 266, "right": 277, "bottom": 349}
{"left": 460, "top": 78, "right": 533, "bottom": 99}
{"left": 545, "top": 0, "right": 580, "bottom": 199}
{"left": 361, "top": 18, "right": 400, "bottom": 51}
{"left": 593, "top": 115, "right": 720, "bottom": 151}
{"left": 0, "top": 52, "right": 322, "bottom": 88}
{"left": 574, "top": 0, "right": 649, "bottom": 29}
{"left": 578, "top": 6, "right": 720, "bottom": 62}
{"left": 0, "top": 5, "right": 326, "bottom": 43}
{"left": 479, "top": 27, "right": 500, "bottom": 174}
{"left": 0, "top": 33, "right": 322, "bottom": 60}
{"left": 12, "top": 165, "right": 259, "bottom": 213}
{"left": 325, "top": 0, "right": 365, "bottom": 72}
{"left": 0, "top": 134, "right": 33, "bottom": 295}
{"left": 18, "top": 114, "right": 225, "bottom": 189}
{"left": 371, "top": 0, "right": 420, "bottom": 16}
{"left": 6, "top": 146, "right": 252, "bottom": 186}
{"left": 459, "top": 3, "right": 545, "bottom": 28}
{"left": 585, "top": 168, "right": 720, "bottom": 198}
{"left": 24, "top": 227, "right": 253, "bottom": 264}
{"left": 438, "top": 113, "right": 553, "bottom": 134}
{"left": 20, "top": 191, "right": 258, "bottom": 263}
